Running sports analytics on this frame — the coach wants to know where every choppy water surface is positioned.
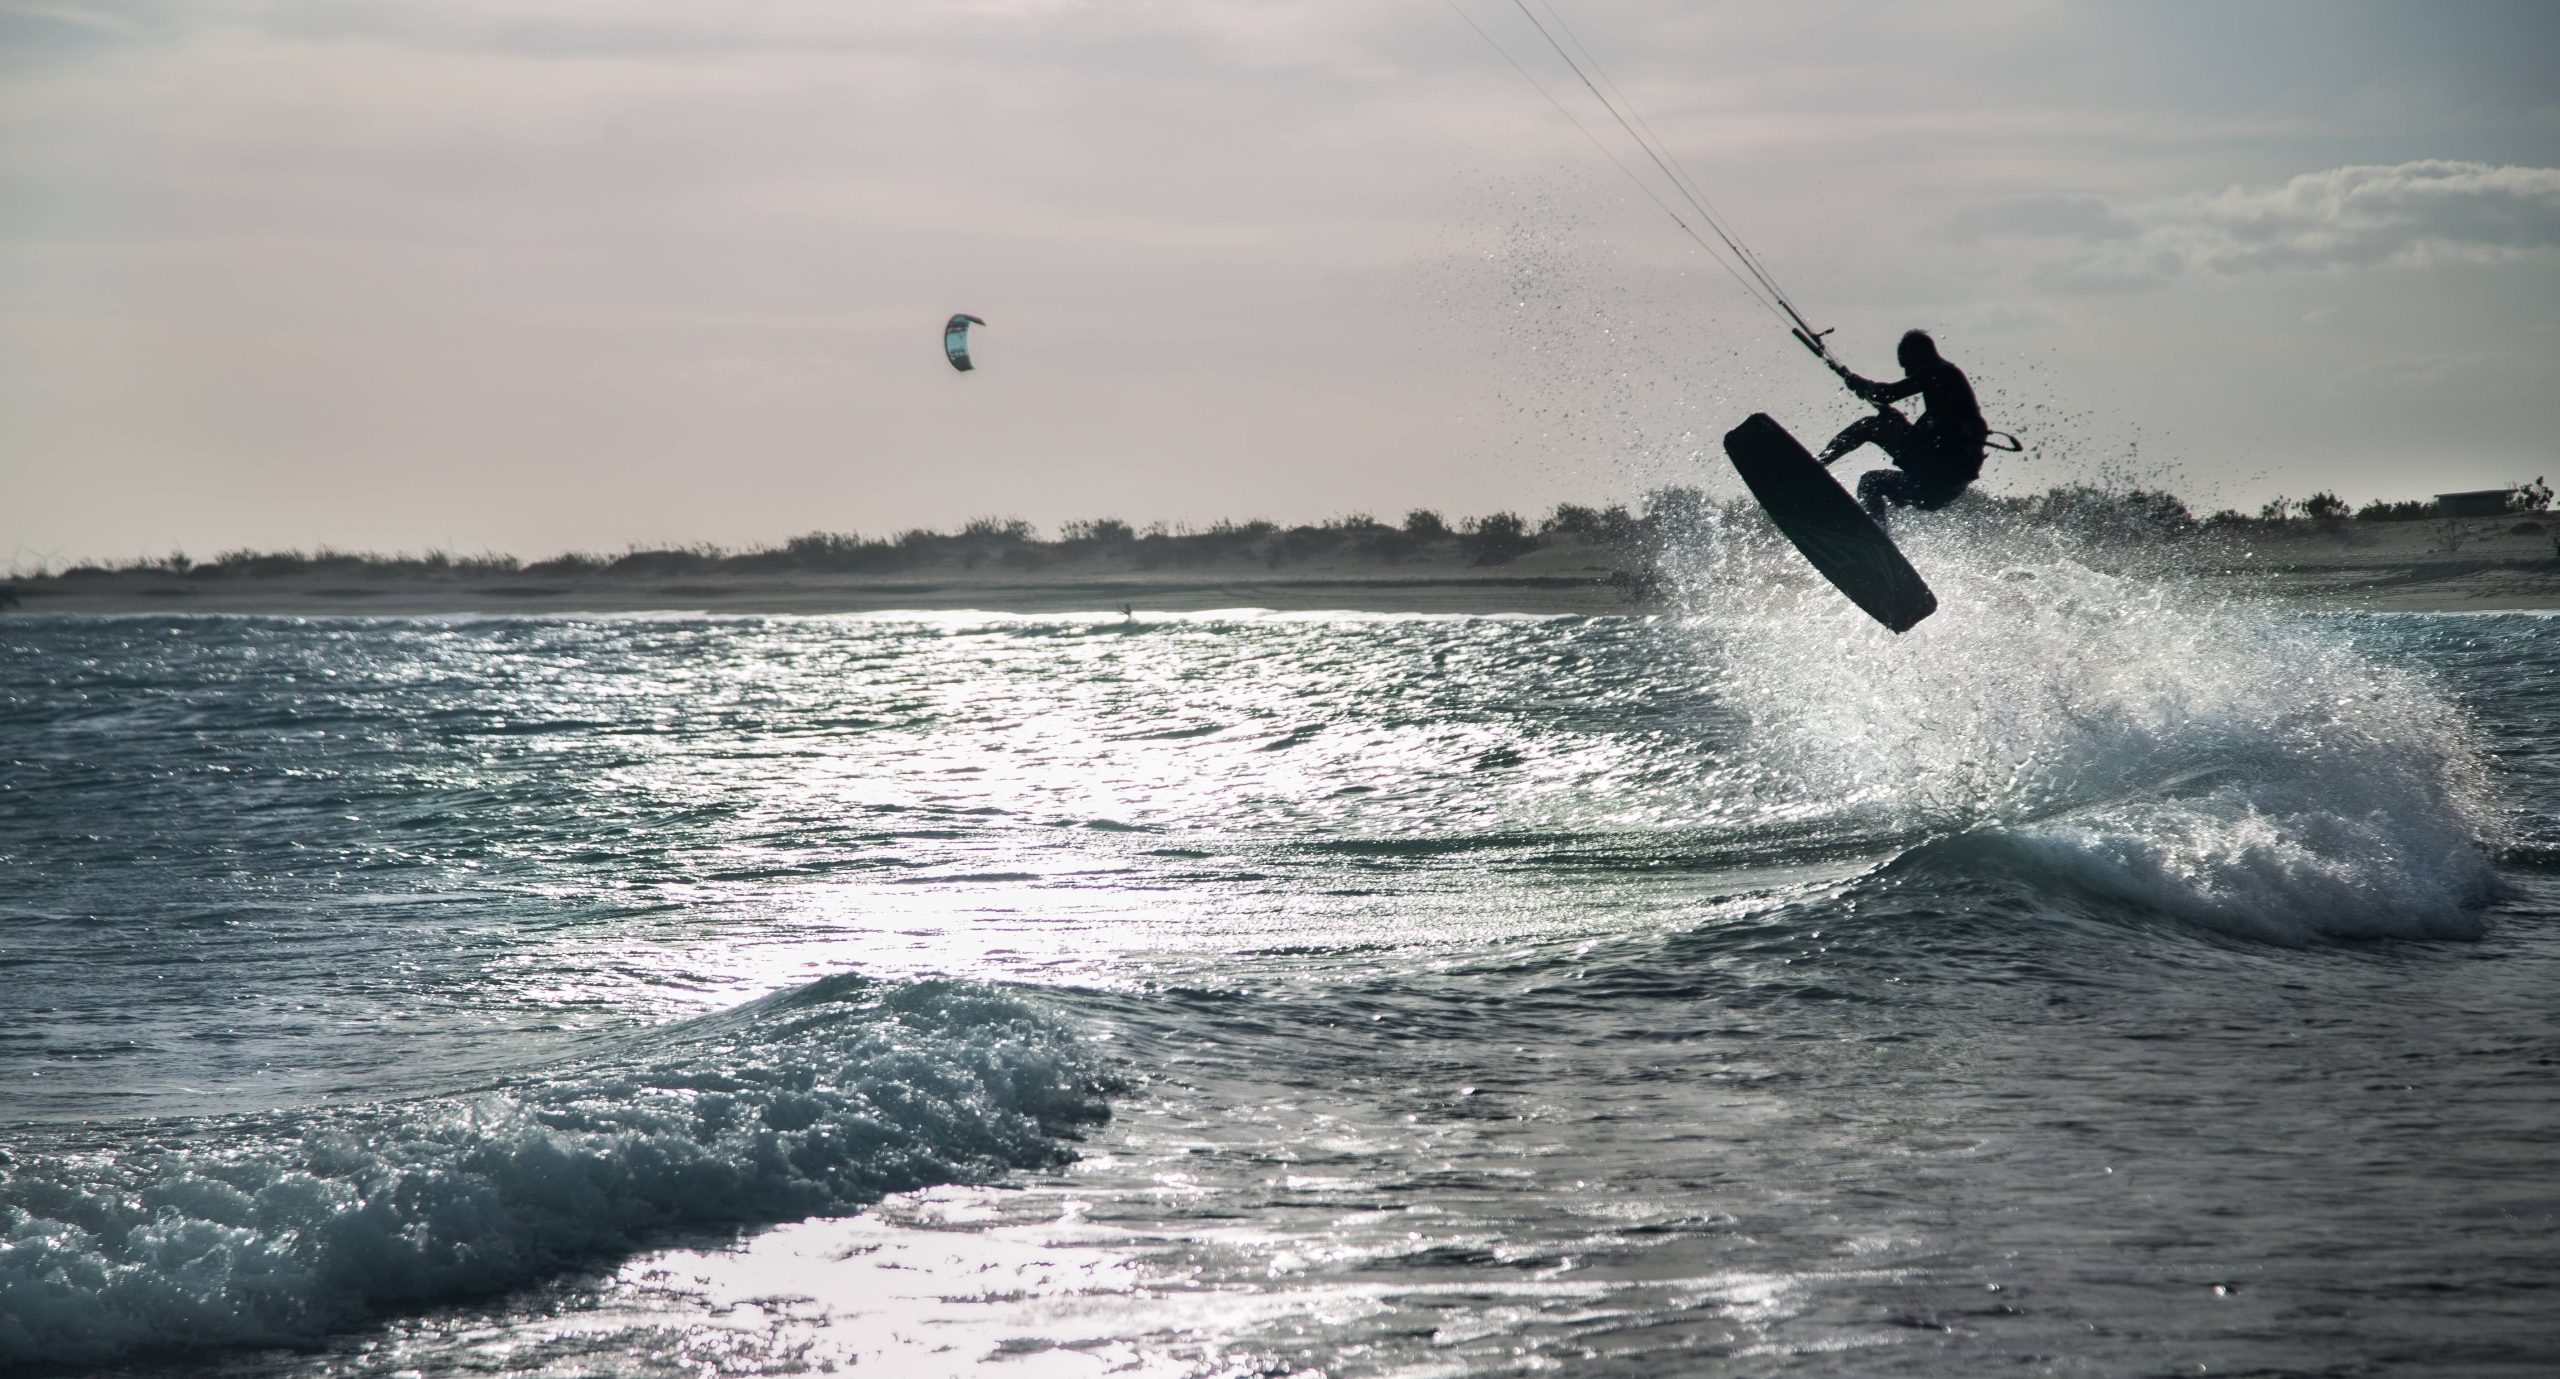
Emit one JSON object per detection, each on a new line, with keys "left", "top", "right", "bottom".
{"left": 5, "top": 543, "right": 2557, "bottom": 1375}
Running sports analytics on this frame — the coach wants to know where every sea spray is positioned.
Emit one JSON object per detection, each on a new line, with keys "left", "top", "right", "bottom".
{"left": 1669, "top": 498, "right": 2502, "bottom": 941}
{"left": 0, "top": 976, "right": 1108, "bottom": 1369}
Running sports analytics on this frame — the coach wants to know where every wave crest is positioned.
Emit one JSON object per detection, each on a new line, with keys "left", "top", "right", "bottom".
{"left": 1678, "top": 502, "right": 2502, "bottom": 942}
{"left": 0, "top": 977, "right": 1107, "bottom": 1369}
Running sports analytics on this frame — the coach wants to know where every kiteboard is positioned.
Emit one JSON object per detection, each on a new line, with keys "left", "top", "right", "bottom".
{"left": 1723, "top": 412, "right": 1937, "bottom": 633}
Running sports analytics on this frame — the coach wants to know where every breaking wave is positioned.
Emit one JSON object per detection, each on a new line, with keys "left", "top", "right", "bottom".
{"left": 0, "top": 976, "right": 1107, "bottom": 1369}
{"left": 1674, "top": 498, "right": 2502, "bottom": 942}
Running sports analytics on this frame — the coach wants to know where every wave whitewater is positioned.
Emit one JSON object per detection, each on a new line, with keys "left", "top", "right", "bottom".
{"left": 1679, "top": 501, "right": 2503, "bottom": 943}
{"left": 0, "top": 977, "right": 1106, "bottom": 1370}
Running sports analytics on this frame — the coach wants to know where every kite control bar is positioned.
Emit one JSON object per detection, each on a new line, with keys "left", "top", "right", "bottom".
{"left": 1793, "top": 326, "right": 1863, "bottom": 391}
{"left": 1794, "top": 324, "right": 1885, "bottom": 408}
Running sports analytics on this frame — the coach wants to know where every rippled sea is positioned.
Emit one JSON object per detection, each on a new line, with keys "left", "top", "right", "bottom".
{"left": 6, "top": 534, "right": 2558, "bottom": 1376}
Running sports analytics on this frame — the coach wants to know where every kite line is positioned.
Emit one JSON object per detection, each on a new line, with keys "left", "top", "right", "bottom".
{"left": 1450, "top": 0, "right": 1843, "bottom": 367}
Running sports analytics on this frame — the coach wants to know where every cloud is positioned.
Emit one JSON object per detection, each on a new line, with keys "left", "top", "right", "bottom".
{"left": 2177, "top": 161, "right": 2560, "bottom": 271}
{"left": 1943, "top": 193, "right": 2135, "bottom": 244}
{"left": 1964, "top": 161, "right": 2560, "bottom": 292}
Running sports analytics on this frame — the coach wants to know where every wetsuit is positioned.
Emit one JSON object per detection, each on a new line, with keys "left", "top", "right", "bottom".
{"left": 1818, "top": 357, "right": 1989, "bottom": 521}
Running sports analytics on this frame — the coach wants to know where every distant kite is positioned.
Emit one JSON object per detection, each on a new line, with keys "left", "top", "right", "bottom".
{"left": 944, "top": 313, "right": 985, "bottom": 372}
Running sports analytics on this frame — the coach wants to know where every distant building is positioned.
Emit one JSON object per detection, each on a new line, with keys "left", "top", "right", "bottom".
{"left": 2435, "top": 490, "right": 2510, "bottom": 519}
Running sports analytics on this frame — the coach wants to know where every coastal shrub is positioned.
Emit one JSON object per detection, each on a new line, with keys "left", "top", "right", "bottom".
{"left": 1541, "top": 502, "right": 1641, "bottom": 551}
{"left": 725, "top": 545, "right": 794, "bottom": 572}
{"left": 1358, "top": 523, "right": 1420, "bottom": 562}
{"left": 1196, "top": 520, "right": 1275, "bottom": 565}
{"left": 2027, "top": 486, "right": 2197, "bottom": 539}
{"left": 1271, "top": 523, "right": 1345, "bottom": 564}
{"left": 2356, "top": 499, "right": 2433, "bottom": 522}
{"left": 367, "top": 549, "right": 488, "bottom": 576}
{"left": 1304, "top": 513, "right": 1401, "bottom": 562}
{"left": 893, "top": 527, "right": 946, "bottom": 564}
{"left": 1542, "top": 503, "right": 1604, "bottom": 540}
{"left": 769, "top": 532, "right": 903, "bottom": 572}
{"left": 1402, "top": 509, "right": 1451, "bottom": 541}
{"left": 1597, "top": 504, "right": 1640, "bottom": 548}
{"left": 1117, "top": 521, "right": 1265, "bottom": 569}
{"left": 286, "top": 546, "right": 366, "bottom": 573}
{"left": 1058, "top": 519, "right": 1135, "bottom": 550}
{"left": 524, "top": 551, "right": 606, "bottom": 576}
{"left": 1323, "top": 514, "right": 1394, "bottom": 550}
{"left": 1462, "top": 512, "right": 1538, "bottom": 566}
{"left": 944, "top": 518, "right": 1034, "bottom": 568}
{"left": 2510, "top": 477, "right": 2553, "bottom": 513}
{"left": 962, "top": 517, "right": 1037, "bottom": 544}
{"left": 608, "top": 544, "right": 725, "bottom": 576}
{"left": 2300, "top": 490, "right": 2350, "bottom": 520}
{"left": 782, "top": 531, "right": 858, "bottom": 562}
{"left": 204, "top": 549, "right": 315, "bottom": 578}
{"left": 1271, "top": 515, "right": 1389, "bottom": 564}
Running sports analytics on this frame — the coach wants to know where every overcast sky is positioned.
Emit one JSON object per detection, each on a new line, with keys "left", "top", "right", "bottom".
{"left": 4, "top": 0, "right": 2556, "bottom": 564}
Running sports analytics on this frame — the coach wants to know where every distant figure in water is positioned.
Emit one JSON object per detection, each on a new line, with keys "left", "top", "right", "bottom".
{"left": 1814, "top": 329, "right": 1989, "bottom": 524}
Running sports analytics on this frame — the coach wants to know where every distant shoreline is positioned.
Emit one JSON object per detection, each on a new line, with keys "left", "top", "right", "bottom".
{"left": 10, "top": 555, "right": 2560, "bottom": 620}
{"left": 8, "top": 513, "right": 2558, "bottom": 618}
{"left": 0, "top": 565, "right": 1654, "bottom": 619}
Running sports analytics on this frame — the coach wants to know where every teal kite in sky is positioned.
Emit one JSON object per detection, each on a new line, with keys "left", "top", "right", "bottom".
{"left": 944, "top": 314, "right": 984, "bottom": 371}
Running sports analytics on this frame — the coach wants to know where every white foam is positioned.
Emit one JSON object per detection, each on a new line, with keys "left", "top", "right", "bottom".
{"left": 1673, "top": 499, "right": 2501, "bottom": 942}
{"left": 0, "top": 978, "right": 1105, "bottom": 1368}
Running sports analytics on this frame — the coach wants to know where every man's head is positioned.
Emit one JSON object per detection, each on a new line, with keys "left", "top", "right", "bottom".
{"left": 1897, "top": 329, "right": 1939, "bottom": 371}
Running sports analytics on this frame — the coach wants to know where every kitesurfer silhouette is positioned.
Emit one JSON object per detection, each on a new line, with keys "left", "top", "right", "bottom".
{"left": 1813, "top": 329, "right": 1989, "bottom": 524}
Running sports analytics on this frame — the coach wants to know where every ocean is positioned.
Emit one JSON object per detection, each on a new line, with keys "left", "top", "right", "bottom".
{"left": 5, "top": 523, "right": 2557, "bottom": 1376}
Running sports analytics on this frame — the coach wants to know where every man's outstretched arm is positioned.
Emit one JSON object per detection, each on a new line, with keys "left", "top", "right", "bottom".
{"left": 1838, "top": 369, "right": 1920, "bottom": 407}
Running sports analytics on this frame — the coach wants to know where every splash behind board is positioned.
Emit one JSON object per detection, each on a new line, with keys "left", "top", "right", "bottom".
{"left": 1722, "top": 412, "right": 1937, "bottom": 633}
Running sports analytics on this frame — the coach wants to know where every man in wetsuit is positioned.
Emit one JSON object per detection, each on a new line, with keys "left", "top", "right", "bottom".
{"left": 1813, "top": 329, "right": 1989, "bottom": 524}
